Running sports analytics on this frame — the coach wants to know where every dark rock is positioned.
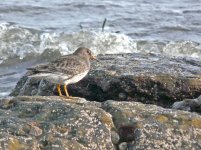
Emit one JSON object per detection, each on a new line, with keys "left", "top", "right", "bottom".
{"left": 10, "top": 53, "right": 201, "bottom": 107}
{"left": 172, "top": 95, "right": 201, "bottom": 113}
{"left": 118, "top": 125, "right": 136, "bottom": 142}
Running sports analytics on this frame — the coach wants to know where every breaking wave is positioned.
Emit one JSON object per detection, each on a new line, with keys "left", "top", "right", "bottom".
{"left": 0, "top": 22, "right": 201, "bottom": 64}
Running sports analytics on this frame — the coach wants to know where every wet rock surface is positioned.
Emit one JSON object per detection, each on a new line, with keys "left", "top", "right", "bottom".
{"left": 10, "top": 53, "right": 201, "bottom": 108}
{"left": 1, "top": 96, "right": 201, "bottom": 150}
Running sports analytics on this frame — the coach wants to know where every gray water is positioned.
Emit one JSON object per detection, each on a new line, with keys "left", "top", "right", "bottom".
{"left": 1, "top": 0, "right": 201, "bottom": 41}
{"left": 0, "top": 0, "right": 201, "bottom": 98}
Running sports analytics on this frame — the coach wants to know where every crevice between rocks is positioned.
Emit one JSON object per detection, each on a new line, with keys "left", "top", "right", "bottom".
{"left": 100, "top": 101, "right": 138, "bottom": 150}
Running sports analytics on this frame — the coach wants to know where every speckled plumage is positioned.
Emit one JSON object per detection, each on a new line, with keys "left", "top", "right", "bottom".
{"left": 27, "top": 47, "right": 95, "bottom": 97}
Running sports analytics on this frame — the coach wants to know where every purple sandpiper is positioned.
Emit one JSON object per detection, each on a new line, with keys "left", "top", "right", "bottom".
{"left": 27, "top": 47, "right": 96, "bottom": 98}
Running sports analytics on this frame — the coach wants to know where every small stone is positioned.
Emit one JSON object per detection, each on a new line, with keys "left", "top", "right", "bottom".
{"left": 172, "top": 95, "right": 201, "bottom": 113}
{"left": 111, "top": 130, "right": 120, "bottom": 144}
{"left": 0, "top": 99, "right": 16, "bottom": 109}
{"left": 118, "top": 142, "right": 127, "bottom": 150}
{"left": 118, "top": 93, "right": 127, "bottom": 100}
{"left": 172, "top": 100, "right": 191, "bottom": 111}
{"left": 29, "top": 125, "right": 43, "bottom": 136}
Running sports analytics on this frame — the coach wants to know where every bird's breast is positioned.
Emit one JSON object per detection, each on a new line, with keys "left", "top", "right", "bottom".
{"left": 64, "top": 70, "right": 89, "bottom": 85}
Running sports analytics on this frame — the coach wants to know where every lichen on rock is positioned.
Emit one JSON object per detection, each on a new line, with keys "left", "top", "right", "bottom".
{"left": 1, "top": 96, "right": 201, "bottom": 149}
{"left": 0, "top": 96, "right": 114, "bottom": 150}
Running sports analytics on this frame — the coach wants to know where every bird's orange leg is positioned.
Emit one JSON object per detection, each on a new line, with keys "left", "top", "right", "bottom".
{"left": 57, "top": 84, "right": 62, "bottom": 96}
{"left": 63, "top": 85, "right": 79, "bottom": 99}
{"left": 64, "top": 84, "right": 69, "bottom": 97}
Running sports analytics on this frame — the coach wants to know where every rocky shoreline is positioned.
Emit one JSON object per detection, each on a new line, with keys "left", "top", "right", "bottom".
{"left": 11, "top": 53, "right": 201, "bottom": 108}
{"left": 0, "top": 96, "right": 201, "bottom": 149}
{"left": 1, "top": 53, "right": 201, "bottom": 149}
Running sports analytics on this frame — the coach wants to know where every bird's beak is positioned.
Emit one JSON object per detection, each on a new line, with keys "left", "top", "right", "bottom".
{"left": 90, "top": 55, "right": 97, "bottom": 60}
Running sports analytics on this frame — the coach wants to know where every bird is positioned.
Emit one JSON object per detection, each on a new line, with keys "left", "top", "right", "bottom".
{"left": 27, "top": 47, "right": 96, "bottom": 98}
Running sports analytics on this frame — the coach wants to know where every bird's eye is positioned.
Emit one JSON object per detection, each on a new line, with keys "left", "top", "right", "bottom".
{"left": 87, "top": 50, "right": 91, "bottom": 55}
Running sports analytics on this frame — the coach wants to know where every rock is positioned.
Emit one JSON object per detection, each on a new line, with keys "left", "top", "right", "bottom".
{"left": 1, "top": 96, "right": 201, "bottom": 149}
{"left": 111, "top": 130, "right": 120, "bottom": 145}
{"left": 172, "top": 95, "right": 201, "bottom": 113}
{"left": 102, "top": 100, "right": 201, "bottom": 149}
{"left": 0, "top": 96, "right": 115, "bottom": 150}
{"left": 118, "top": 142, "right": 128, "bottom": 150}
{"left": 10, "top": 53, "right": 201, "bottom": 108}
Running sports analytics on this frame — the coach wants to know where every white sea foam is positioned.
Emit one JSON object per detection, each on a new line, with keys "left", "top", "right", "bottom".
{"left": 0, "top": 22, "right": 201, "bottom": 65}
{"left": 162, "top": 41, "right": 201, "bottom": 58}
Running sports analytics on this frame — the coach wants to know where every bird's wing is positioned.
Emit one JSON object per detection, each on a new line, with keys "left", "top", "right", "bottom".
{"left": 27, "top": 55, "right": 88, "bottom": 76}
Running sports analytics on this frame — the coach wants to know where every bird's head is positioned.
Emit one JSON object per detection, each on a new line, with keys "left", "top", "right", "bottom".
{"left": 74, "top": 47, "right": 96, "bottom": 61}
